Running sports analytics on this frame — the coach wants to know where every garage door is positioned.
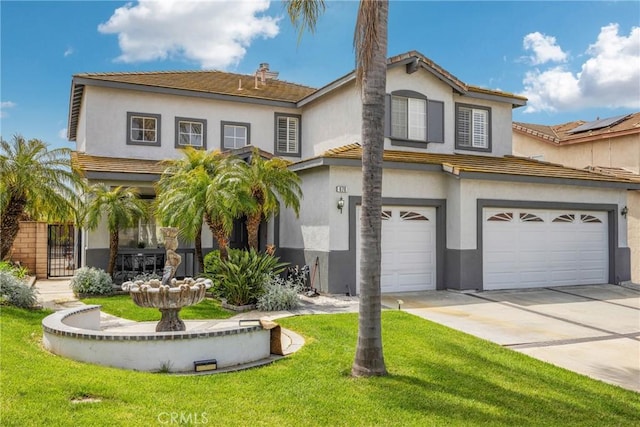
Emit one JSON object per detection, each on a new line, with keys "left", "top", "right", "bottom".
{"left": 356, "top": 206, "right": 436, "bottom": 293}
{"left": 483, "top": 208, "right": 609, "bottom": 290}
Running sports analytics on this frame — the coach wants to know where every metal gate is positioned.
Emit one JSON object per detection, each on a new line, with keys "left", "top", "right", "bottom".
{"left": 47, "top": 224, "right": 76, "bottom": 277}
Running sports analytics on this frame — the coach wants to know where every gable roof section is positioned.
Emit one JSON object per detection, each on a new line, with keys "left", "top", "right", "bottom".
{"left": 298, "top": 50, "right": 527, "bottom": 108}
{"left": 293, "top": 144, "right": 640, "bottom": 189}
{"left": 513, "top": 112, "right": 640, "bottom": 145}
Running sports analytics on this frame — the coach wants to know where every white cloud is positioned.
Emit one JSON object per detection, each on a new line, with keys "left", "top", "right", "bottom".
{"left": 0, "top": 101, "right": 16, "bottom": 118}
{"left": 64, "top": 47, "right": 74, "bottom": 57}
{"left": 98, "top": 0, "right": 280, "bottom": 69}
{"left": 58, "top": 128, "right": 68, "bottom": 139}
{"left": 522, "top": 24, "right": 640, "bottom": 113}
{"left": 523, "top": 32, "right": 568, "bottom": 65}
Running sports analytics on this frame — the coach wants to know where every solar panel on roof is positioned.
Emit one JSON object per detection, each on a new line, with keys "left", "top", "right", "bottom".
{"left": 568, "top": 114, "right": 629, "bottom": 133}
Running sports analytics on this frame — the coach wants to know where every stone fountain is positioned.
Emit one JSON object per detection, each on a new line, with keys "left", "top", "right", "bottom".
{"left": 121, "top": 227, "right": 211, "bottom": 332}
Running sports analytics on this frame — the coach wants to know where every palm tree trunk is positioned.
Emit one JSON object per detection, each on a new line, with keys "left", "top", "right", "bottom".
{"left": 205, "top": 214, "right": 229, "bottom": 261}
{"left": 195, "top": 224, "right": 204, "bottom": 272}
{"left": 107, "top": 231, "right": 119, "bottom": 276}
{"left": 352, "top": 0, "right": 388, "bottom": 377}
{"left": 0, "top": 196, "right": 26, "bottom": 260}
{"left": 246, "top": 212, "right": 262, "bottom": 251}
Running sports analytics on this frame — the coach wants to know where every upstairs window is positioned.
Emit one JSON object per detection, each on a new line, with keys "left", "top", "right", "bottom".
{"left": 386, "top": 90, "right": 444, "bottom": 148}
{"left": 392, "top": 96, "right": 426, "bottom": 141}
{"left": 222, "top": 121, "right": 250, "bottom": 150}
{"left": 127, "top": 112, "right": 161, "bottom": 146}
{"left": 455, "top": 104, "right": 491, "bottom": 151}
{"left": 175, "top": 117, "right": 206, "bottom": 149}
{"left": 274, "top": 113, "right": 301, "bottom": 157}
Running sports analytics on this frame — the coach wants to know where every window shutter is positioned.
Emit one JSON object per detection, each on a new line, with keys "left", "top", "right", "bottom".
{"left": 427, "top": 100, "right": 444, "bottom": 143}
{"left": 457, "top": 107, "right": 471, "bottom": 147}
{"left": 384, "top": 94, "right": 391, "bottom": 137}
{"left": 472, "top": 109, "right": 488, "bottom": 148}
{"left": 277, "top": 116, "right": 289, "bottom": 153}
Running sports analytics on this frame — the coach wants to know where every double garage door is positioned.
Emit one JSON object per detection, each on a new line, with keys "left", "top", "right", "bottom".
{"left": 356, "top": 206, "right": 436, "bottom": 293}
{"left": 483, "top": 208, "right": 609, "bottom": 290}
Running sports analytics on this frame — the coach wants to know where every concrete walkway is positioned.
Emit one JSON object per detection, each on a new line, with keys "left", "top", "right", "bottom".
{"left": 33, "top": 280, "right": 639, "bottom": 392}
{"left": 382, "top": 284, "right": 640, "bottom": 392}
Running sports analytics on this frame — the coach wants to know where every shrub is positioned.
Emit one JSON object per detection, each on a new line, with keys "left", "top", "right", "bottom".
{"left": 70, "top": 267, "right": 114, "bottom": 296}
{"left": 257, "top": 272, "right": 302, "bottom": 312}
{"left": 132, "top": 272, "right": 162, "bottom": 282}
{"left": 0, "top": 261, "right": 29, "bottom": 279}
{"left": 203, "top": 249, "right": 288, "bottom": 306}
{"left": 0, "top": 271, "right": 38, "bottom": 308}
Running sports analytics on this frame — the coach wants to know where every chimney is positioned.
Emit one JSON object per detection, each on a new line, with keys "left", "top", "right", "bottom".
{"left": 255, "top": 63, "right": 279, "bottom": 88}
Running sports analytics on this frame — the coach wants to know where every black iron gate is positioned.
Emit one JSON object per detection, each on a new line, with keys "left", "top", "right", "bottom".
{"left": 47, "top": 224, "right": 76, "bottom": 277}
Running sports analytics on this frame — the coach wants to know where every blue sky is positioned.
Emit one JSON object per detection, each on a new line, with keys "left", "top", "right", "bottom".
{"left": 1, "top": 1, "right": 639, "bottom": 150}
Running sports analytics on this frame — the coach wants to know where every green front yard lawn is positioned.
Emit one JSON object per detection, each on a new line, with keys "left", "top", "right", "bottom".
{"left": 1, "top": 307, "right": 638, "bottom": 426}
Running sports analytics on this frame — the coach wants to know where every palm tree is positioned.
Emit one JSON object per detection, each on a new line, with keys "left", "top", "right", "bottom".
{"left": 287, "top": 0, "right": 389, "bottom": 376}
{"left": 156, "top": 148, "right": 253, "bottom": 262}
{"left": 83, "top": 184, "right": 148, "bottom": 276}
{"left": 0, "top": 135, "right": 84, "bottom": 259}
{"left": 242, "top": 148, "right": 302, "bottom": 250}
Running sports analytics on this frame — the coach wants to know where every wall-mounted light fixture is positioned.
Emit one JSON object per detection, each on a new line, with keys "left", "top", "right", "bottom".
{"left": 621, "top": 206, "right": 628, "bottom": 218}
{"left": 337, "top": 196, "right": 345, "bottom": 213}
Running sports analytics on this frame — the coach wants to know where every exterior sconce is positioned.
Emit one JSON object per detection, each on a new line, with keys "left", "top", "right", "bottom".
{"left": 337, "top": 196, "right": 345, "bottom": 213}
{"left": 621, "top": 206, "right": 628, "bottom": 218}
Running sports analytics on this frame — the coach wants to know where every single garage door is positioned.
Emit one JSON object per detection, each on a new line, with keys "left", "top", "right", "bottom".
{"left": 356, "top": 206, "right": 436, "bottom": 293}
{"left": 483, "top": 208, "right": 609, "bottom": 290}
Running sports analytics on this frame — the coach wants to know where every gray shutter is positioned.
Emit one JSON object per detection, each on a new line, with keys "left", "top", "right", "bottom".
{"left": 384, "top": 94, "right": 391, "bottom": 138}
{"left": 427, "top": 100, "right": 444, "bottom": 143}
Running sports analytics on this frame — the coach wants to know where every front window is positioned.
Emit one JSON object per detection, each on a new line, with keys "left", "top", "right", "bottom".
{"left": 456, "top": 104, "right": 491, "bottom": 151}
{"left": 119, "top": 216, "right": 162, "bottom": 249}
{"left": 175, "top": 117, "right": 206, "bottom": 149}
{"left": 274, "top": 113, "right": 301, "bottom": 157}
{"left": 127, "top": 112, "right": 161, "bottom": 146}
{"left": 221, "top": 121, "right": 250, "bottom": 150}
{"left": 392, "top": 96, "right": 426, "bottom": 141}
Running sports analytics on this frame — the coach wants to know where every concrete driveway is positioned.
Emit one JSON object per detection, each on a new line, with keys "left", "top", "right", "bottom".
{"left": 382, "top": 284, "right": 640, "bottom": 392}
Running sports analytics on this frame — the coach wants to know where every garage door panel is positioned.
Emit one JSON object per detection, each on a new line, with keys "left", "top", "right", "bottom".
{"left": 483, "top": 209, "right": 608, "bottom": 290}
{"left": 357, "top": 206, "right": 436, "bottom": 293}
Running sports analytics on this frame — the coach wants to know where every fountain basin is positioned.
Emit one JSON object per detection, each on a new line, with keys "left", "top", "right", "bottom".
{"left": 41, "top": 305, "right": 286, "bottom": 373}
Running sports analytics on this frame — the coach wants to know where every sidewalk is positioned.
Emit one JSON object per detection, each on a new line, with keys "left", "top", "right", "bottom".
{"left": 33, "top": 278, "right": 83, "bottom": 310}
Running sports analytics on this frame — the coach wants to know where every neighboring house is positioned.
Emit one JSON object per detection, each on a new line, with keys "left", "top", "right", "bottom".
{"left": 513, "top": 113, "right": 640, "bottom": 283}
{"left": 68, "top": 51, "right": 640, "bottom": 292}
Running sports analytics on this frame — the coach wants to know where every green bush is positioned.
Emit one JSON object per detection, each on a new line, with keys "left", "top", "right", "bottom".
{"left": 0, "top": 261, "right": 29, "bottom": 279}
{"left": 70, "top": 267, "right": 114, "bottom": 296}
{"left": 0, "top": 271, "right": 38, "bottom": 308}
{"left": 257, "top": 272, "right": 302, "bottom": 311}
{"left": 203, "top": 249, "right": 288, "bottom": 306}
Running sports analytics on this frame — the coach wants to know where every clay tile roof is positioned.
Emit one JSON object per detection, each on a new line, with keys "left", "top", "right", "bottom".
{"left": 321, "top": 144, "right": 639, "bottom": 184}
{"left": 75, "top": 70, "right": 316, "bottom": 103}
{"left": 72, "top": 152, "right": 165, "bottom": 176}
{"left": 514, "top": 112, "right": 640, "bottom": 145}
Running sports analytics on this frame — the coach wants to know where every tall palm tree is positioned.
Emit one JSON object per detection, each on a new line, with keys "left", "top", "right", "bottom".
{"left": 0, "top": 135, "right": 84, "bottom": 259}
{"left": 83, "top": 184, "right": 148, "bottom": 276}
{"left": 287, "top": 0, "right": 389, "bottom": 376}
{"left": 156, "top": 148, "right": 253, "bottom": 262}
{"left": 242, "top": 148, "right": 302, "bottom": 250}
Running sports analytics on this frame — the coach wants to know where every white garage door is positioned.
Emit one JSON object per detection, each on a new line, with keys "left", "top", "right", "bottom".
{"left": 483, "top": 208, "right": 609, "bottom": 290}
{"left": 356, "top": 206, "right": 436, "bottom": 293}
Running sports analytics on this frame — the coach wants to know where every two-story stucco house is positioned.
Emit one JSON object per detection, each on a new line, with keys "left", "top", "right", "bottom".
{"left": 68, "top": 51, "right": 640, "bottom": 292}
{"left": 513, "top": 113, "right": 640, "bottom": 283}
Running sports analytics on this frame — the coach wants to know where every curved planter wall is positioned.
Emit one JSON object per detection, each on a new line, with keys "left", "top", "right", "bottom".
{"left": 42, "top": 305, "right": 271, "bottom": 373}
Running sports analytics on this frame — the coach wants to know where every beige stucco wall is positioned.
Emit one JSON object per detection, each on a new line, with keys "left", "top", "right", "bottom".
{"left": 513, "top": 132, "right": 640, "bottom": 174}
{"left": 81, "top": 85, "right": 300, "bottom": 162}
{"left": 628, "top": 191, "right": 640, "bottom": 283}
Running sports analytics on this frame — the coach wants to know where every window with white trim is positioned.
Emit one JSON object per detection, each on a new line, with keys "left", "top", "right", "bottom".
{"left": 175, "top": 117, "right": 206, "bottom": 149}
{"left": 274, "top": 113, "right": 301, "bottom": 156}
{"left": 455, "top": 104, "right": 491, "bottom": 151}
{"left": 222, "top": 122, "right": 250, "bottom": 150}
{"left": 392, "top": 96, "right": 427, "bottom": 141}
{"left": 127, "top": 112, "right": 161, "bottom": 146}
